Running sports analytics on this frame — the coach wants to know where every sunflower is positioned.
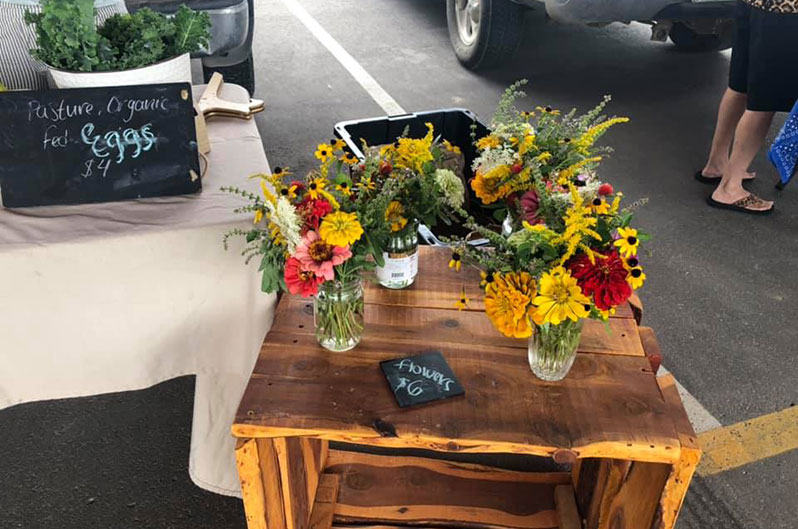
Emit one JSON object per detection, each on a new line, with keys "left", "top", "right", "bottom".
{"left": 448, "top": 251, "right": 462, "bottom": 271}
{"left": 588, "top": 197, "right": 610, "bottom": 215}
{"left": 614, "top": 227, "right": 640, "bottom": 258}
{"left": 627, "top": 266, "right": 646, "bottom": 289}
{"left": 476, "top": 135, "right": 501, "bottom": 150}
{"left": 532, "top": 267, "right": 591, "bottom": 325}
{"left": 385, "top": 201, "right": 408, "bottom": 232}
{"left": 484, "top": 272, "right": 537, "bottom": 338}
{"left": 319, "top": 211, "right": 363, "bottom": 247}
{"left": 314, "top": 143, "right": 334, "bottom": 162}
{"left": 455, "top": 287, "right": 470, "bottom": 311}
{"left": 307, "top": 177, "right": 327, "bottom": 200}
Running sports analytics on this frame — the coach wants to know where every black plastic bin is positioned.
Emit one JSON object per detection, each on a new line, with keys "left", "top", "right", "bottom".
{"left": 334, "top": 109, "right": 491, "bottom": 240}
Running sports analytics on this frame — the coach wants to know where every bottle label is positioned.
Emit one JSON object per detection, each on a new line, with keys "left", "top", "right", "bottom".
{"left": 376, "top": 248, "right": 418, "bottom": 283}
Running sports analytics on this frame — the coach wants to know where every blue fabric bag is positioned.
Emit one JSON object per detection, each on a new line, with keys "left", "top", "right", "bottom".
{"left": 769, "top": 100, "right": 798, "bottom": 189}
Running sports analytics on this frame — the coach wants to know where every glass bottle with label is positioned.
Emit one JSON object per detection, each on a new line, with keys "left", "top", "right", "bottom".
{"left": 376, "top": 219, "right": 419, "bottom": 289}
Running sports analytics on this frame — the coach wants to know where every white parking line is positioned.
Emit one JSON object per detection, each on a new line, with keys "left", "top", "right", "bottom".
{"left": 280, "top": 0, "right": 723, "bottom": 438}
{"left": 279, "top": 0, "right": 406, "bottom": 116}
{"left": 659, "top": 366, "right": 722, "bottom": 434}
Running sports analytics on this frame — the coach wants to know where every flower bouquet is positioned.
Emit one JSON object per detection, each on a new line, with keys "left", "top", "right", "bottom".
{"left": 362, "top": 123, "right": 467, "bottom": 289}
{"left": 223, "top": 139, "right": 399, "bottom": 352}
{"left": 449, "top": 82, "right": 649, "bottom": 381}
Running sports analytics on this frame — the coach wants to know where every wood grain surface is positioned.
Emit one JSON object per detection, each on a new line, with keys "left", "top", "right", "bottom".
{"left": 324, "top": 450, "right": 568, "bottom": 529}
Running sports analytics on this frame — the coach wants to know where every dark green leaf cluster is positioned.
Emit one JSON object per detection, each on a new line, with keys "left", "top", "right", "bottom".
{"left": 26, "top": 0, "right": 210, "bottom": 72}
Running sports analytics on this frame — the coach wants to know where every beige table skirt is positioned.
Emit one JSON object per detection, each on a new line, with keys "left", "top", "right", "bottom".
{"left": 0, "top": 84, "right": 274, "bottom": 497}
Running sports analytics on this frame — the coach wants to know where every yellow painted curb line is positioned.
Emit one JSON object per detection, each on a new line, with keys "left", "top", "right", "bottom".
{"left": 697, "top": 405, "right": 798, "bottom": 476}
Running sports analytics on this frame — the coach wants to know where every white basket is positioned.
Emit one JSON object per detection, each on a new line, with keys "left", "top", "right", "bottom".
{"left": 47, "top": 53, "right": 191, "bottom": 89}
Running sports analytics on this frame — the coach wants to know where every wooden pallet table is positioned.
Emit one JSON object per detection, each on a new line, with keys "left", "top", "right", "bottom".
{"left": 233, "top": 247, "right": 700, "bottom": 529}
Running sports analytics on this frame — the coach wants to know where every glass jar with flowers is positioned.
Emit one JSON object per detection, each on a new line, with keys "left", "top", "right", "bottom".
{"left": 368, "top": 124, "right": 467, "bottom": 289}
{"left": 223, "top": 139, "right": 397, "bottom": 352}
{"left": 447, "top": 83, "right": 648, "bottom": 381}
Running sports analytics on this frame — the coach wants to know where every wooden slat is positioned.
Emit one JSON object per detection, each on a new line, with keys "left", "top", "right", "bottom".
{"left": 275, "top": 437, "right": 328, "bottom": 529}
{"left": 362, "top": 247, "right": 635, "bottom": 320}
{"left": 584, "top": 459, "right": 631, "bottom": 529}
{"left": 652, "top": 375, "right": 701, "bottom": 529}
{"left": 272, "top": 298, "right": 644, "bottom": 357}
{"left": 309, "top": 474, "right": 341, "bottom": 529}
{"left": 236, "top": 438, "right": 270, "bottom": 529}
{"left": 639, "top": 327, "right": 662, "bottom": 374}
{"left": 256, "top": 438, "right": 288, "bottom": 529}
{"left": 324, "top": 449, "right": 568, "bottom": 529}
{"left": 599, "top": 461, "right": 671, "bottom": 529}
{"left": 235, "top": 331, "right": 678, "bottom": 464}
{"left": 554, "top": 485, "right": 582, "bottom": 529}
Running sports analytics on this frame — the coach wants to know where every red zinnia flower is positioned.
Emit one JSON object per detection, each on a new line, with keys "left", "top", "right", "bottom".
{"left": 284, "top": 256, "right": 324, "bottom": 297}
{"left": 567, "top": 250, "right": 631, "bottom": 310}
{"left": 298, "top": 198, "right": 333, "bottom": 232}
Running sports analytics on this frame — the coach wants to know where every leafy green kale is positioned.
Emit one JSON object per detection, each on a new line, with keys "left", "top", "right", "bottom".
{"left": 26, "top": 0, "right": 211, "bottom": 73}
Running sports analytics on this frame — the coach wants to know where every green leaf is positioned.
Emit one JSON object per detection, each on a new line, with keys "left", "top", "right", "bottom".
{"left": 492, "top": 207, "right": 509, "bottom": 222}
{"left": 637, "top": 232, "right": 652, "bottom": 243}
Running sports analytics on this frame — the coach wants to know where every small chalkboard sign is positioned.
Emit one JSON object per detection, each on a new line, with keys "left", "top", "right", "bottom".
{"left": 380, "top": 351, "right": 465, "bottom": 408}
{"left": 0, "top": 83, "right": 201, "bottom": 208}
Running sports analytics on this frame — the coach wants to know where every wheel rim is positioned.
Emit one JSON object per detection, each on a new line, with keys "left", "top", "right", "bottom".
{"left": 455, "top": 0, "right": 481, "bottom": 46}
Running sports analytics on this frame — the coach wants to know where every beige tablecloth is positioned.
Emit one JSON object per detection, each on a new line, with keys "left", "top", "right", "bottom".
{"left": 0, "top": 84, "right": 274, "bottom": 497}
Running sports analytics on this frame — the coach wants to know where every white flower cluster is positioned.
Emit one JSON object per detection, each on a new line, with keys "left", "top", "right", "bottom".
{"left": 492, "top": 122, "right": 534, "bottom": 141}
{"left": 472, "top": 145, "right": 515, "bottom": 175}
{"left": 267, "top": 196, "right": 302, "bottom": 253}
{"left": 434, "top": 169, "right": 465, "bottom": 210}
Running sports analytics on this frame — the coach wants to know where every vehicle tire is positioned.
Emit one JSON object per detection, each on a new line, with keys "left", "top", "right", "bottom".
{"left": 669, "top": 22, "right": 733, "bottom": 52}
{"left": 446, "top": 0, "right": 524, "bottom": 70}
{"left": 203, "top": 53, "right": 255, "bottom": 95}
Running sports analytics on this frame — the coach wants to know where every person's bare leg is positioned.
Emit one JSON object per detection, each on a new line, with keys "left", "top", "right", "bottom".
{"left": 711, "top": 110, "right": 775, "bottom": 210}
{"left": 701, "top": 88, "right": 755, "bottom": 179}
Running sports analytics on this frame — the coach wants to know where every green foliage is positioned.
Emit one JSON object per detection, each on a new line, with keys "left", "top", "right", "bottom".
{"left": 26, "top": 0, "right": 210, "bottom": 72}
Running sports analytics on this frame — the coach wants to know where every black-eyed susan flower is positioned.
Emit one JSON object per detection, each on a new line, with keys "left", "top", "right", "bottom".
{"left": 614, "top": 227, "right": 640, "bottom": 258}
{"left": 335, "top": 179, "right": 352, "bottom": 196}
{"left": 330, "top": 138, "right": 346, "bottom": 151}
{"left": 627, "top": 266, "right": 646, "bottom": 289}
{"left": 588, "top": 197, "right": 610, "bottom": 215}
{"left": 536, "top": 105, "right": 560, "bottom": 116}
{"left": 448, "top": 251, "right": 462, "bottom": 271}
{"left": 521, "top": 110, "right": 534, "bottom": 118}
{"left": 455, "top": 287, "right": 470, "bottom": 311}
{"left": 357, "top": 176, "right": 376, "bottom": 192}
{"left": 340, "top": 152, "right": 359, "bottom": 165}
{"left": 623, "top": 256, "right": 639, "bottom": 270}
{"left": 314, "top": 143, "right": 333, "bottom": 162}
{"left": 480, "top": 270, "right": 495, "bottom": 291}
{"left": 307, "top": 177, "right": 327, "bottom": 200}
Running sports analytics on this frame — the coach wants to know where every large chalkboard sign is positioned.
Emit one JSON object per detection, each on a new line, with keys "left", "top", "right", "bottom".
{"left": 0, "top": 83, "right": 201, "bottom": 207}
{"left": 381, "top": 351, "right": 465, "bottom": 408}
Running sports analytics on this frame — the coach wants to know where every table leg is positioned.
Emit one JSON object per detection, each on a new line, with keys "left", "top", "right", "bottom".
{"left": 236, "top": 437, "right": 328, "bottom": 529}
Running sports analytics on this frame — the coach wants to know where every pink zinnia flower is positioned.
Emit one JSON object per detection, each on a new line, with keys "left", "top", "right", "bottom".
{"left": 294, "top": 231, "right": 351, "bottom": 281}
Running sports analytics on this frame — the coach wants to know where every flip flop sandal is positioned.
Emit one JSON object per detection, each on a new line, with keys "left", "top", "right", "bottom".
{"left": 694, "top": 170, "right": 756, "bottom": 184}
{"left": 706, "top": 193, "right": 774, "bottom": 215}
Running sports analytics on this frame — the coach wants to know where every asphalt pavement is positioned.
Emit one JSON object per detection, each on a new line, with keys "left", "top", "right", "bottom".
{"left": 2, "top": 1, "right": 796, "bottom": 528}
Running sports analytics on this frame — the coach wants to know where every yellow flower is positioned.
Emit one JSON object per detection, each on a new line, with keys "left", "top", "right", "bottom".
{"left": 448, "top": 251, "right": 462, "bottom": 271}
{"left": 536, "top": 105, "right": 560, "bottom": 116}
{"left": 480, "top": 270, "right": 496, "bottom": 290}
{"left": 391, "top": 123, "right": 435, "bottom": 172}
{"left": 340, "top": 152, "right": 359, "bottom": 165}
{"left": 622, "top": 255, "right": 640, "bottom": 271}
{"left": 614, "top": 227, "right": 640, "bottom": 258}
{"left": 307, "top": 177, "right": 327, "bottom": 200}
{"left": 442, "top": 139, "right": 462, "bottom": 155}
{"left": 598, "top": 307, "right": 616, "bottom": 320}
{"left": 521, "top": 110, "right": 535, "bottom": 118}
{"left": 319, "top": 211, "right": 363, "bottom": 246}
{"left": 253, "top": 208, "right": 264, "bottom": 224}
{"left": 553, "top": 185, "right": 602, "bottom": 264}
{"left": 484, "top": 271, "right": 537, "bottom": 338}
{"left": 476, "top": 135, "right": 501, "bottom": 150}
{"left": 259, "top": 179, "right": 277, "bottom": 205}
{"left": 518, "top": 134, "right": 536, "bottom": 156}
{"left": 471, "top": 166, "right": 511, "bottom": 204}
{"left": 357, "top": 176, "right": 376, "bottom": 192}
{"left": 278, "top": 183, "right": 299, "bottom": 200}
{"left": 532, "top": 267, "right": 591, "bottom": 325}
{"left": 455, "top": 287, "right": 470, "bottom": 311}
{"left": 385, "top": 201, "right": 408, "bottom": 232}
{"left": 573, "top": 117, "right": 630, "bottom": 154}
{"left": 555, "top": 156, "right": 602, "bottom": 186}
{"left": 627, "top": 266, "right": 646, "bottom": 289}
{"left": 335, "top": 180, "right": 352, "bottom": 196}
{"left": 588, "top": 197, "right": 610, "bottom": 215}
{"left": 331, "top": 139, "right": 346, "bottom": 150}
{"left": 314, "top": 143, "right": 334, "bottom": 162}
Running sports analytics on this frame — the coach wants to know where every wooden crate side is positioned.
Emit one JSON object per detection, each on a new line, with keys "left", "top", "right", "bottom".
{"left": 601, "top": 461, "right": 671, "bottom": 529}
{"left": 309, "top": 474, "right": 341, "bottom": 529}
{"left": 236, "top": 438, "right": 270, "bottom": 529}
{"left": 275, "top": 437, "right": 328, "bottom": 529}
{"left": 584, "top": 459, "right": 631, "bottom": 529}
{"left": 653, "top": 375, "right": 701, "bottom": 529}
{"left": 257, "top": 438, "right": 288, "bottom": 529}
{"left": 324, "top": 449, "right": 566, "bottom": 529}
